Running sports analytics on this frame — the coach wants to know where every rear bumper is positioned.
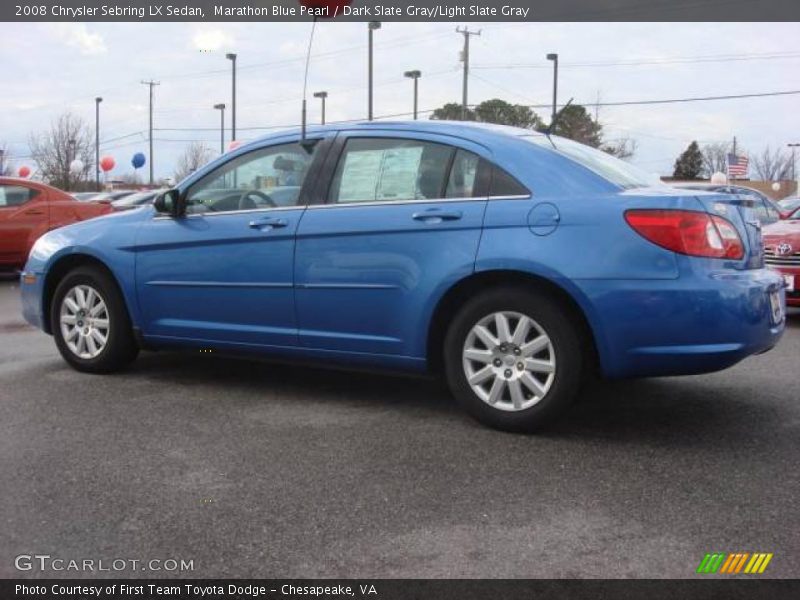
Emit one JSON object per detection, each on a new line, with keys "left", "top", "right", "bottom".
{"left": 580, "top": 267, "right": 786, "bottom": 379}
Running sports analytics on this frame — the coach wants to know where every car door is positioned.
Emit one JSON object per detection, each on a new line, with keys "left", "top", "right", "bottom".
{"left": 135, "top": 137, "right": 329, "bottom": 347}
{"left": 294, "top": 132, "right": 491, "bottom": 358}
{"left": 0, "top": 184, "right": 48, "bottom": 268}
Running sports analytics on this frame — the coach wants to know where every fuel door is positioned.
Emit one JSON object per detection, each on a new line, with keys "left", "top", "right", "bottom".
{"left": 527, "top": 202, "right": 561, "bottom": 236}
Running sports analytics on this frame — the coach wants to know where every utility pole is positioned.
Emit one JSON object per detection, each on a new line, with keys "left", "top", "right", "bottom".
{"left": 95, "top": 97, "right": 102, "bottom": 190}
{"left": 214, "top": 104, "right": 226, "bottom": 154}
{"left": 788, "top": 143, "right": 799, "bottom": 185}
{"left": 141, "top": 80, "right": 160, "bottom": 185}
{"left": 67, "top": 138, "right": 76, "bottom": 191}
{"left": 594, "top": 90, "right": 601, "bottom": 122}
{"left": 313, "top": 91, "right": 328, "bottom": 125}
{"left": 456, "top": 27, "right": 480, "bottom": 120}
{"left": 368, "top": 22, "right": 381, "bottom": 120}
{"left": 226, "top": 53, "right": 237, "bottom": 141}
{"left": 0, "top": 149, "right": 4, "bottom": 175}
{"left": 546, "top": 53, "right": 559, "bottom": 129}
{"left": 404, "top": 70, "right": 421, "bottom": 119}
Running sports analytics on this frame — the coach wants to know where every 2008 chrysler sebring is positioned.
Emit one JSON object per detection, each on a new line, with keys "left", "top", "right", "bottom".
{"left": 20, "top": 122, "right": 786, "bottom": 431}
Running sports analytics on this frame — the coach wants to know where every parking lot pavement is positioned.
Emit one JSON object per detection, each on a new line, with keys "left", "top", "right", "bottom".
{"left": 0, "top": 276, "right": 798, "bottom": 579}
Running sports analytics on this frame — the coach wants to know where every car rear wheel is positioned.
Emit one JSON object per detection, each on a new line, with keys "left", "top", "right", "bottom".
{"left": 444, "top": 286, "right": 584, "bottom": 432}
{"left": 51, "top": 266, "right": 139, "bottom": 373}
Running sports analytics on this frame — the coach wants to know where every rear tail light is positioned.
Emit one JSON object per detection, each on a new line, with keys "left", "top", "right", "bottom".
{"left": 624, "top": 209, "right": 744, "bottom": 260}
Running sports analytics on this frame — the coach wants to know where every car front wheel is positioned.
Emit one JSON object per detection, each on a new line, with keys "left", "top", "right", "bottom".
{"left": 444, "top": 287, "right": 584, "bottom": 432}
{"left": 51, "top": 266, "right": 139, "bottom": 373}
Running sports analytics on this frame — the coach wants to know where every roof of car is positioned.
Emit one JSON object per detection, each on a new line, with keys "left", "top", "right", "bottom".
{"left": 244, "top": 120, "right": 547, "bottom": 147}
{"left": 0, "top": 177, "right": 73, "bottom": 197}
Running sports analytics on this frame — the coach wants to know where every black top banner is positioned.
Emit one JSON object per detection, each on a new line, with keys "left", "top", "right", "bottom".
{"left": 5, "top": 0, "right": 800, "bottom": 22}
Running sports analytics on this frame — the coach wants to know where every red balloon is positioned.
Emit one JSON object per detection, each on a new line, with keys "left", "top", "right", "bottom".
{"left": 100, "top": 156, "right": 115, "bottom": 172}
{"left": 18, "top": 166, "right": 31, "bottom": 178}
{"left": 297, "top": 0, "right": 352, "bottom": 18}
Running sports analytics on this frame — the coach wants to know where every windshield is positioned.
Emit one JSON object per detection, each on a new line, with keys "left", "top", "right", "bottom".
{"left": 522, "top": 134, "right": 659, "bottom": 189}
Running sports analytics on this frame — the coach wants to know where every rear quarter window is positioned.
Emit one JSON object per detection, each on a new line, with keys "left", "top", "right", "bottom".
{"left": 0, "top": 185, "right": 38, "bottom": 207}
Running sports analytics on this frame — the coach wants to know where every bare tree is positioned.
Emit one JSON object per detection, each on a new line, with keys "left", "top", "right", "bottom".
{"left": 751, "top": 146, "right": 793, "bottom": 181}
{"left": 28, "top": 112, "right": 94, "bottom": 191}
{"left": 602, "top": 137, "right": 638, "bottom": 161}
{"left": 700, "top": 142, "right": 731, "bottom": 178}
{"left": 174, "top": 142, "right": 215, "bottom": 182}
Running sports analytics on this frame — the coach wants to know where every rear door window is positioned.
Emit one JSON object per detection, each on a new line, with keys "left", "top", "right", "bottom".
{"left": 329, "top": 138, "right": 453, "bottom": 204}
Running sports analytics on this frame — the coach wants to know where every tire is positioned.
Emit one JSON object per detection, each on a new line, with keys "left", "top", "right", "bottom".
{"left": 443, "top": 286, "right": 584, "bottom": 432}
{"left": 51, "top": 266, "right": 139, "bottom": 373}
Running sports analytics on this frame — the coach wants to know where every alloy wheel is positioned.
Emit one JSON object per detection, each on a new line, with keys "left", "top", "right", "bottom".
{"left": 59, "top": 284, "right": 110, "bottom": 360}
{"left": 462, "top": 311, "right": 556, "bottom": 412}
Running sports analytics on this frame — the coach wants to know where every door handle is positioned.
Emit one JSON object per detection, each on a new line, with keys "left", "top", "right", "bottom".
{"left": 412, "top": 210, "right": 463, "bottom": 223}
{"left": 24, "top": 209, "right": 45, "bottom": 216}
{"left": 249, "top": 217, "right": 288, "bottom": 229}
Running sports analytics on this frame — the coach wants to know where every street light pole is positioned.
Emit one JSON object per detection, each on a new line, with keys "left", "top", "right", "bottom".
{"left": 546, "top": 53, "right": 559, "bottom": 130}
{"left": 214, "top": 104, "right": 226, "bottom": 154}
{"left": 95, "top": 97, "right": 102, "bottom": 190}
{"left": 368, "top": 21, "right": 381, "bottom": 120}
{"left": 313, "top": 91, "right": 328, "bottom": 125}
{"left": 404, "top": 70, "right": 421, "bottom": 119}
{"left": 141, "top": 80, "right": 160, "bottom": 185}
{"left": 789, "top": 143, "right": 800, "bottom": 186}
{"left": 67, "top": 138, "right": 76, "bottom": 191}
{"left": 225, "top": 53, "right": 237, "bottom": 141}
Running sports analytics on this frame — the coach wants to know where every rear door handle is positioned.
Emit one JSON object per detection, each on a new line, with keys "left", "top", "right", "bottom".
{"left": 24, "top": 209, "right": 45, "bottom": 216}
{"left": 249, "top": 217, "right": 288, "bottom": 229}
{"left": 412, "top": 210, "right": 463, "bottom": 223}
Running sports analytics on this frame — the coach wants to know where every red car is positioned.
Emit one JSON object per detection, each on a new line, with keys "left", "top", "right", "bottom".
{"left": 0, "top": 177, "right": 112, "bottom": 271}
{"left": 763, "top": 207, "right": 800, "bottom": 307}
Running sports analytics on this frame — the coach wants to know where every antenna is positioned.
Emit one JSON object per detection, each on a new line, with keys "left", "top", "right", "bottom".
{"left": 301, "top": 18, "right": 318, "bottom": 143}
{"left": 545, "top": 97, "right": 573, "bottom": 148}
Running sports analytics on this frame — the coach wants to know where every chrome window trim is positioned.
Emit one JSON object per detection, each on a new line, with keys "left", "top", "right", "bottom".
{"left": 151, "top": 194, "right": 533, "bottom": 219}
{"left": 306, "top": 194, "right": 532, "bottom": 210}
{"left": 152, "top": 205, "right": 302, "bottom": 221}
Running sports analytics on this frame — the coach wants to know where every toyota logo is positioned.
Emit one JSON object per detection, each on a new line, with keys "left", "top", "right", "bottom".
{"left": 777, "top": 242, "right": 794, "bottom": 256}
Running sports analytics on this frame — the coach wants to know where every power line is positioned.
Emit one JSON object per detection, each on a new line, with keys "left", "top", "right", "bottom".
{"left": 473, "top": 50, "right": 800, "bottom": 71}
{"left": 533, "top": 89, "right": 800, "bottom": 109}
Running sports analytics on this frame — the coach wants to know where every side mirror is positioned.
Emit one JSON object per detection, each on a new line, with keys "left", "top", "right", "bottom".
{"left": 153, "top": 189, "right": 183, "bottom": 217}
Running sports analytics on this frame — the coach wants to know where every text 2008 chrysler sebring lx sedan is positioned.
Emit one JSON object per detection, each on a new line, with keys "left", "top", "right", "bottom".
{"left": 20, "top": 122, "right": 786, "bottom": 431}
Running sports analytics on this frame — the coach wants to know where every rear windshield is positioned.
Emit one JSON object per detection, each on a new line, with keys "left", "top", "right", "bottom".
{"left": 522, "top": 135, "right": 658, "bottom": 189}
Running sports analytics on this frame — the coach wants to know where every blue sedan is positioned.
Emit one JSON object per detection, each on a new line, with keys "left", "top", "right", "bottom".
{"left": 20, "top": 121, "right": 786, "bottom": 431}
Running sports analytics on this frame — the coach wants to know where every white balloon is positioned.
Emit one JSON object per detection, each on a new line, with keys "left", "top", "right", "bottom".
{"left": 69, "top": 159, "right": 84, "bottom": 175}
{"left": 710, "top": 171, "right": 727, "bottom": 185}
{"left": 772, "top": 182, "right": 781, "bottom": 192}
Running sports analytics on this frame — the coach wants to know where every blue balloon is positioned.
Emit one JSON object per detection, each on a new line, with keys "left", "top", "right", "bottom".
{"left": 131, "top": 152, "right": 146, "bottom": 169}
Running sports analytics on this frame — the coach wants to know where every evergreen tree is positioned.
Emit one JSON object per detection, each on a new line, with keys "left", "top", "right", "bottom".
{"left": 673, "top": 141, "right": 704, "bottom": 179}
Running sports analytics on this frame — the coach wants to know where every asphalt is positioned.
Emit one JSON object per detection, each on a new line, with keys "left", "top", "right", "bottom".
{"left": 1, "top": 276, "right": 798, "bottom": 579}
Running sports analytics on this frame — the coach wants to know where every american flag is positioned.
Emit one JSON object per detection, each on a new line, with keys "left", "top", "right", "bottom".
{"left": 727, "top": 153, "right": 749, "bottom": 178}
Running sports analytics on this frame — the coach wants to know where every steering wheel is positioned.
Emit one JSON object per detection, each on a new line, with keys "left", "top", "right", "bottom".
{"left": 238, "top": 189, "right": 276, "bottom": 210}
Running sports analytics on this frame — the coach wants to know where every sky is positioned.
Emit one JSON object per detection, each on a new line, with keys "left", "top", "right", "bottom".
{"left": 1, "top": 21, "right": 799, "bottom": 181}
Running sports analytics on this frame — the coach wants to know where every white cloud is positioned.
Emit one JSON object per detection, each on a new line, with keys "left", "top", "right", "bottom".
{"left": 191, "top": 28, "right": 234, "bottom": 52}
{"left": 49, "top": 23, "right": 107, "bottom": 55}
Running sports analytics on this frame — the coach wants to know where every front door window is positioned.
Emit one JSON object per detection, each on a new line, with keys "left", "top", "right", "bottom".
{"left": 185, "top": 143, "right": 317, "bottom": 214}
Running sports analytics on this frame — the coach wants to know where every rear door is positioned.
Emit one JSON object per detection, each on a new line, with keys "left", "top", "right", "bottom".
{"left": 293, "top": 131, "right": 490, "bottom": 357}
{"left": 0, "top": 184, "right": 48, "bottom": 268}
